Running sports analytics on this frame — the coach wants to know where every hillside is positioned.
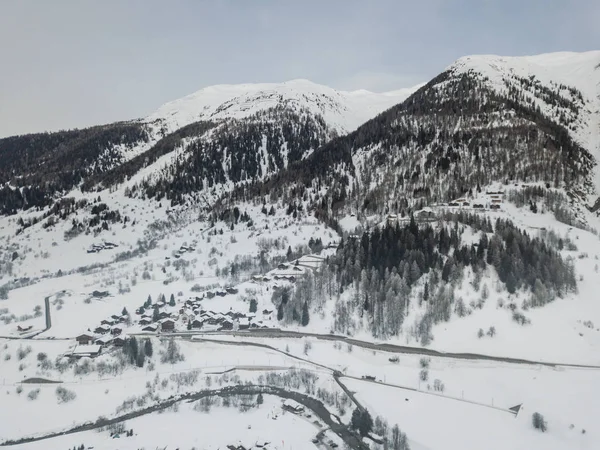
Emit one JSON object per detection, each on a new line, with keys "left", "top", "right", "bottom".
{"left": 0, "top": 51, "right": 599, "bottom": 450}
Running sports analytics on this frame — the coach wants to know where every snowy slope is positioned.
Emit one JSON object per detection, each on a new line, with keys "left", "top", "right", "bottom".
{"left": 146, "top": 78, "right": 422, "bottom": 134}
{"left": 450, "top": 51, "right": 600, "bottom": 192}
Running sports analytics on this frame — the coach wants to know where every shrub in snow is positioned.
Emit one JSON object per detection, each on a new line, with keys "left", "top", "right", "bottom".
{"left": 477, "top": 328, "right": 484, "bottom": 338}
{"left": 27, "top": 388, "right": 40, "bottom": 400}
{"left": 487, "top": 326, "right": 496, "bottom": 337}
{"left": 419, "top": 369, "right": 429, "bottom": 382}
{"left": 419, "top": 357, "right": 430, "bottom": 369}
{"left": 56, "top": 386, "right": 77, "bottom": 403}
{"left": 512, "top": 311, "right": 531, "bottom": 325}
{"left": 433, "top": 379, "right": 445, "bottom": 392}
{"left": 16, "top": 386, "right": 23, "bottom": 395}
{"left": 160, "top": 338, "right": 185, "bottom": 364}
{"left": 17, "top": 345, "right": 32, "bottom": 360}
{"left": 532, "top": 412, "right": 547, "bottom": 432}
{"left": 37, "top": 352, "right": 47, "bottom": 362}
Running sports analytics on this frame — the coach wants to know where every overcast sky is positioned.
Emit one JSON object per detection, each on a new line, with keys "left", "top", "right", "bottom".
{"left": 0, "top": 0, "right": 598, "bottom": 137}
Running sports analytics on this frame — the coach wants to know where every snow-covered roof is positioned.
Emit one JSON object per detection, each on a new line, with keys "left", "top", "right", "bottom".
{"left": 72, "top": 345, "right": 101, "bottom": 355}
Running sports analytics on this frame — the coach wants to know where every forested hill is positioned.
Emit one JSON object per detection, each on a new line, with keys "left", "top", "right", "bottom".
{"left": 234, "top": 52, "right": 599, "bottom": 222}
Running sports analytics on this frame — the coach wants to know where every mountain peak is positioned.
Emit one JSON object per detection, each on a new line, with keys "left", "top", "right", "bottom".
{"left": 146, "top": 79, "right": 422, "bottom": 134}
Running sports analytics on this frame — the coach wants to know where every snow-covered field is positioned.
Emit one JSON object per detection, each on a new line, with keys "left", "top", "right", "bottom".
{"left": 8, "top": 396, "right": 333, "bottom": 450}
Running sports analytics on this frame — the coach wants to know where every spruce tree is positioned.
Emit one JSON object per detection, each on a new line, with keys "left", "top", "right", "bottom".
{"left": 144, "top": 339, "right": 153, "bottom": 357}
{"left": 152, "top": 305, "right": 160, "bottom": 322}
{"left": 301, "top": 301, "right": 310, "bottom": 326}
{"left": 249, "top": 299, "right": 257, "bottom": 313}
{"left": 277, "top": 302, "right": 284, "bottom": 321}
{"left": 169, "top": 294, "right": 176, "bottom": 307}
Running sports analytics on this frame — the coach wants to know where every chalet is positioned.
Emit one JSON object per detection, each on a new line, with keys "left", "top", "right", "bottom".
{"left": 225, "top": 287, "right": 238, "bottom": 295}
{"left": 71, "top": 345, "right": 101, "bottom": 359}
{"left": 416, "top": 208, "right": 436, "bottom": 220}
{"left": 277, "top": 263, "right": 289, "bottom": 270}
{"left": 216, "top": 291, "right": 227, "bottom": 297}
{"left": 206, "top": 291, "right": 216, "bottom": 299}
{"left": 491, "top": 199, "right": 503, "bottom": 204}
{"left": 473, "top": 204, "right": 485, "bottom": 209}
{"left": 157, "top": 300, "right": 166, "bottom": 308}
{"left": 17, "top": 325, "right": 33, "bottom": 332}
{"left": 76, "top": 333, "right": 96, "bottom": 345}
{"left": 101, "top": 319, "right": 115, "bottom": 326}
{"left": 113, "top": 336, "right": 128, "bottom": 347}
{"left": 111, "top": 327, "right": 123, "bottom": 336}
{"left": 387, "top": 214, "right": 398, "bottom": 224}
{"left": 191, "top": 319, "right": 203, "bottom": 329}
{"left": 205, "top": 316, "right": 224, "bottom": 326}
{"left": 262, "top": 309, "right": 273, "bottom": 315}
{"left": 219, "top": 320, "right": 233, "bottom": 331}
{"left": 490, "top": 204, "right": 501, "bottom": 210}
{"left": 462, "top": 202, "right": 470, "bottom": 207}
{"left": 139, "top": 318, "right": 152, "bottom": 326}
{"left": 111, "top": 315, "right": 121, "bottom": 321}
{"left": 95, "top": 336, "right": 113, "bottom": 347}
{"left": 94, "top": 325, "right": 110, "bottom": 334}
{"left": 282, "top": 399, "right": 305, "bottom": 414}
{"left": 158, "top": 311, "right": 171, "bottom": 320}
{"left": 448, "top": 202, "right": 459, "bottom": 207}
{"left": 160, "top": 318, "right": 176, "bottom": 332}
{"left": 237, "top": 318, "right": 250, "bottom": 330}
{"left": 142, "top": 324, "right": 158, "bottom": 332}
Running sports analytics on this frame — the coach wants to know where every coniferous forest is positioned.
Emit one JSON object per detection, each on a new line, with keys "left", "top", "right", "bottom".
{"left": 272, "top": 215, "right": 577, "bottom": 344}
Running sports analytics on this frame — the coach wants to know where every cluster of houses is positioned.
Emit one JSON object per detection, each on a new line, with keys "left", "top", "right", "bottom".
{"left": 387, "top": 208, "right": 438, "bottom": 226}
{"left": 171, "top": 244, "right": 196, "bottom": 259}
{"left": 179, "top": 296, "right": 272, "bottom": 331}
{"left": 87, "top": 241, "right": 118, "bottom": 254}
{"left": 447, "top": 191, "right": 504, "bottom": 210}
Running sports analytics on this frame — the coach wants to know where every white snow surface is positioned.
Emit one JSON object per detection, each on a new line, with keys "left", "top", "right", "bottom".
{"left": 146, "top": 78, "right": 422, "bottom": 134}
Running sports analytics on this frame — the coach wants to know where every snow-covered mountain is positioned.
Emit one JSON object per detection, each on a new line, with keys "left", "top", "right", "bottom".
{"left": 146, "top": 78, "right": 421, "bottom": 135}
{"left": 450, "top": 51, "right": 600, "bottom": 191}
{"left": 1, "top": 51, "right": 600, "bottom": 450}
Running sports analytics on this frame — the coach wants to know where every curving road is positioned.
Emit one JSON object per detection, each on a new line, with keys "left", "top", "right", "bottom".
{"left": 153, "top": 328, "right": 600, "bottom": 369}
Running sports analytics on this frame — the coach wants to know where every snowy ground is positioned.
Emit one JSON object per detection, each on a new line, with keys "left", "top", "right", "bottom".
{"left": 7, "top": 396, "right": 334, "bottom": 450}
{"left": 1, "top": 179, "right": 600, "bottom": 449}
